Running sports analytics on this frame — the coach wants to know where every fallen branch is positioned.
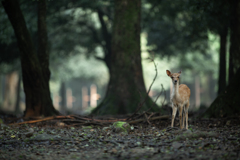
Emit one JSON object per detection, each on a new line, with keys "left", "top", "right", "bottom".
{"left": 9, "top": 116, "right": 56, "bottom": 125}
{"left": 62, "top": 119, "right": 86, "bottom": 123}
{"left": 147, "top": 112, "right": 156, "bottom": 120}
{"left": 8, "top": 113, "right": 169, "bottom": 126}
{"left": 128, "top": 115, "right": 170, "bottom": 124}
{"left": 70, "top": 122, "right": 105, "bottom": 126}
{"left": 9, "top": 115, "right": 80, "bottom": 125}
{"left": 144, "top": 112, "right": 151, "bottom": 125}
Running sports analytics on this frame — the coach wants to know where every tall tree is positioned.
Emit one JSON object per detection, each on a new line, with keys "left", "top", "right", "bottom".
{"left": 203, "top": 0, "right": 240, "bottom": 118}
{"left": 92, "top": 0, "right": 157, "bottom": 115}
{"left": 228, "top": 0, "right": 240, "bottom": 81}
{"left": 2, "top": 0, "right": 58, "bottom": 117}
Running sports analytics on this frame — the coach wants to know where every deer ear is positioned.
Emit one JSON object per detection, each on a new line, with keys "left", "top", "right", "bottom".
{"left": 178, "top": 70, "right": 182, "bottom": 74}
{"left": 166, "top": 70, "right": 171, "bottom": 76}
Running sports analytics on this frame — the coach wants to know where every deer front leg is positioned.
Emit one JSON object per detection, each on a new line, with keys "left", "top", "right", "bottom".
{"left": 179, "top": 105, "right": 183, "bottom": 129}
{"left": 171, "top": 104, "right": 177, "bottom": 127}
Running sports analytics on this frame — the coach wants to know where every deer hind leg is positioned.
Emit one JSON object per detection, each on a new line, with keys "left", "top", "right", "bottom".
{"left": 171, "top": 104, "right": 177, "bottom": 127}
{"left": 178, "top": 105, "right": 183, "bottom": 129}
{"left": 185, "top": 102, "right": 190, "bottom": 129}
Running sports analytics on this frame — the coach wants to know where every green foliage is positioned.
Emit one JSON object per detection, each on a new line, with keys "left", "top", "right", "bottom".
{"left": 188, "top": 0, "right": 230, "bottom": 34}
{"left": 112, "top": 121, "right": 131, "bottom": 133}
{"left": 143, "top": 0, "right": 209, "bottom": 57}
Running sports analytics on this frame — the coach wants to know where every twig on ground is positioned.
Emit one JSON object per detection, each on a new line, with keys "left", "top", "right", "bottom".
{"left": 70, "top": 122, "right": 105, "bottom": 126}
{"left": 144, "top": 112, "right": 151, "bottom": 125}
{"left": 9, "top": 116, "right": 56, "bottom": 125}
{"left": 99, "top": 139, "right": 119, "bottom": 146}
{"left": 147, "top": 112, "right": 156, "bottom": 120}
{"left": 62, "top": 119, "right": 86, "bottom": 123}
{"left": 128, "top": 115, "right": 170, "bottom": 124}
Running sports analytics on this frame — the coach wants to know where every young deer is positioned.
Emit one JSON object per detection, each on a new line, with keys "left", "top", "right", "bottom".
{"left": 166, "top": 70, "right": 191, "bottom": 129}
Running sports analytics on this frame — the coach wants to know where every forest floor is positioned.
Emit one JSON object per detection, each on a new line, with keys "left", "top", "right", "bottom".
{"left": 0, "top": 113, "right": 240, "bottom": 160}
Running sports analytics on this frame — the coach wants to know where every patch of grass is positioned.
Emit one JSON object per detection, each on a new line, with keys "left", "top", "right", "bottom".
{"left": 38, "top": 130, "right": 44, "bottom": 134}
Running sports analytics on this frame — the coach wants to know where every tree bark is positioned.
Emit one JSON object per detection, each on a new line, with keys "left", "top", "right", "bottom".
{"left": 2, "top": 0, "right": 58, "bottom": 117}
{"left": 92, "top": 0, "right": 159, "bottom": 115}
{"left": 228, "top": 0, "right": 240, "bottom": 81}
{"left": 228, "top": 51, "right": 234, "bottom": 82}
{"left": 218, "top": 28, "right": 227, "bottom": 94}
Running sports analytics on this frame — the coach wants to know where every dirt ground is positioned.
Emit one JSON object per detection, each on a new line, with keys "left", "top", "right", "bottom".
{"left": 0, "top": 114, "right": 240, "bottom": 160}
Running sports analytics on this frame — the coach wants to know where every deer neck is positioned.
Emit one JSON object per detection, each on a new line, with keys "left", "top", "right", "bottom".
{"left": 172, "top": 82, "right": 180, "bottom": 98}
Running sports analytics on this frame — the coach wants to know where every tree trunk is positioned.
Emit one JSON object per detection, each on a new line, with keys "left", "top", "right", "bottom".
{"left": 218, "top": 28, "right": 227, "bottom": 94}
{"left": 203, "top": 0, "right": 240, "bottom": 118}
{"left": 2, "top": 0, "right": 58, "bottom": 117}
{"left": 228, "top": 0, "right": 240, "bottom": 81}
{"left": 92, "top": 0, "right": 158, "bottom": 115}
{"left": 228, "top": 51, "right": 234, "bottom": 82}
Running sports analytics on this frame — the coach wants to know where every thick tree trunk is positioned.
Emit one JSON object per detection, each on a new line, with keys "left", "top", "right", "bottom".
{"left": 218, "top": 28, "right": 227, "bottom": 94}
{"left": 2, "top": 0, "right": 58, "bottom": 117}
{"left": 92, "top": 0, "right": 158, "bottom": 115}
{"left": 35, "top": 0, "right": 57, "bottom": 115}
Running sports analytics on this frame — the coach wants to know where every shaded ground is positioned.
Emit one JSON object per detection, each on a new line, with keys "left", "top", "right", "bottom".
{"left": 0, "top": 114, "right": 240, "bottom": 160}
